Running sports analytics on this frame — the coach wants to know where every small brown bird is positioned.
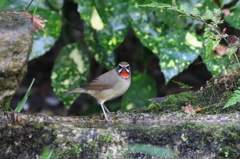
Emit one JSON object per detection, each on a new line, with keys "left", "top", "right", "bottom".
{"left": 66, "top": 61, "right": 131, "bottom": 121}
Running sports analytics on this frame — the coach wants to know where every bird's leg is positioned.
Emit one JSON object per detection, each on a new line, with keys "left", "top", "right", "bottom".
{"left": 100, "top": 103, "right": 109, "bottom": 121}
{"left": 103, "top": 104, "right": 110, "bottom": 113}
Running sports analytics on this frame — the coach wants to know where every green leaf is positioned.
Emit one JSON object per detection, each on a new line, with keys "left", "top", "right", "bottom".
{"left": 121, "top": 72, "right": 157, "bottom": 111}
{"left": 15, "top": 78, "right": 35, "bottom": 113}
{"left": 41, "top": 148, "right": 53, "bottom": 159}
{"left": 172, "top": 80, "right": 193, "bottom": 89}
{"left": 83, "top": 23, "right": 116, "bottom": 69}
{"left": 160, "top": 30, "right": 201, "bottom": 82}
{"left": 76, "top": 1, "right": 116, "bottom": 69}
{"left": 224, "top": 87, "right": 240, "bottom": 109}
{"left": 224, "top": 6, "right": 240, "bottom": 30}
{"left": 128, "top": 144, "right": 177, "bottom": 158}
{"left": 129, "top": 5, "right": 168, "bottom": 55}
{"left": 94, "top": 0, "right": 130, "bottom": 50}
{"left": 201, "top": 52, "right": 238, "bottom": 76}
{"left": 76, "top": 0, "right": 129, "bottom": 68}
{"left": 0, "top": 0, "right": 7, "bottom": 10}
{"left": 203, "top": 27, "right": 220, "bottom": 58}
{"left": 51, "top": 42, "right": 89, "bottom": 107}
{"left": 30, "top": 8, "right": 62, "bottom": 60}
{"left": 156, "top": 7, "right": 187, "bottom": 29}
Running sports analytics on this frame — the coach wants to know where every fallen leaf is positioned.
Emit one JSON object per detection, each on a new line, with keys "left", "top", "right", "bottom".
{"left": 182, "top": 105, "right": 196, "bottom": 114}
{"left": 213, "top": 45, "right": 229, "bottom": 56}
{"left": 222, "top": 9, "right": 231, "bottom": 16}
{"left": 194, "top": 107, "right": 204, "bottom": 113}
{"left": 24, "top": 11, "right": 48, "bottom": 32}
{"left": 10, "top": 111, "right": 29, "bottom": 124}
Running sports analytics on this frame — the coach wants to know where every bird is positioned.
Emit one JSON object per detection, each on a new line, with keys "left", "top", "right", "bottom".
{"left": 66, "top": 61, "right": 131, "bottom": 121}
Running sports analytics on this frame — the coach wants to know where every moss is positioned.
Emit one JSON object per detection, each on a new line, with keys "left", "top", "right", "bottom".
{"left": 126, "top": 122, "right": 240, "bottom": 158}
{"left": 146, "top": 92, "right": 199, "bottom": 113}
{"left": 146, "top": 68, "right": 240, "bottom": 114}
{"left": 0, "top": 123, "right": 57, "bottom": 158}
{"left": 51, "top": 143, "right": 83, "bottom": 159}
{"left": 99, "top": 133, "right": 111, "bottom": 143}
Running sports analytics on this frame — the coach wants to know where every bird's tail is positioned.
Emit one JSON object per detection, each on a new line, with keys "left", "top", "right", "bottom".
{"left": 65, "top": 88, "right": 85, "bottom": 94}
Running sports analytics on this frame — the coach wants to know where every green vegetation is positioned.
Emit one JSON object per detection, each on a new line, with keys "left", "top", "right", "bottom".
{"left": 224, "top": 87, "right": 240, "bottom": 109}
{"left": 14, "top": 78, "right": 35, "bottom": 113}
{"left": 2, "top": 0, "right": 240, "bottom": 112}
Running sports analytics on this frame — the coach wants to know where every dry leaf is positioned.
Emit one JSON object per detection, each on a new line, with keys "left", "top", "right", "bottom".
{"left": 10, "top": 111, "right": 29, "bottom": 124}
{"left": 194, "top": 107, "right": 204, "bottom": 113}
{"left": 213, "top": 45, "right": 229, "bottom": 56}
{"left": 222, "top": 9, "right": 231, "bottom": 16}
{"left": 182, "top": 105, "right": 196, "bottom": 114}
{"left": 24, "top": 11, "right": 48, "bottom": 32}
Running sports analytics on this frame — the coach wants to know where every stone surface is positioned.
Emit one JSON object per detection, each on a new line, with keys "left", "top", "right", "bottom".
{"left": 0, "top": 11, "right": 33, "bottom": 105}
{"left": 0, "top": 111, "right": 240, "bottom": 158}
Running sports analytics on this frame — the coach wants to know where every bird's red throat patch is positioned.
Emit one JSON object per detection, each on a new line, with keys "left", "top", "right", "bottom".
{"left": 120, "top": 70, "right": 130, "bottom": 78}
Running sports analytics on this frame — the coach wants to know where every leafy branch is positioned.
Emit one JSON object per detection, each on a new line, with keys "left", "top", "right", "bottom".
{"left": 224, "top": 87, "right": 240, "bottom": 109}
{"left": 137, "top": 2, "right": 238, "bottom": 60}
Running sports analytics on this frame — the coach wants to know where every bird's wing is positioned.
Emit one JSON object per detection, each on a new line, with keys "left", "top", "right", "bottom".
{"left": 82, "top": 70, "right": 118, "bottom": 90}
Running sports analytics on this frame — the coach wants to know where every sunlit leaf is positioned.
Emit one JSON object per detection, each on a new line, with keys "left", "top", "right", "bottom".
{"left": 201, "top": 52, "right": 238, "bottom": 76}
{"left": 94, "top": 0, "right": 130, "bottom": 50}
{"left": 76, "top": 0, "right": 115, "bottom": 69}
{"left": 160, "top": 30, "right": 200, "bottom": 82}
{"left": 129, "top": 5, "right": 168, "bottom": 55}
{"left": 122, "top": 72, "right": 157, "bottom": 111}
{"left": 51, "top": 42, "right": 89, "bottom": 106}
{"left": 83, "top": 23, "right": 116, "bottom": 69}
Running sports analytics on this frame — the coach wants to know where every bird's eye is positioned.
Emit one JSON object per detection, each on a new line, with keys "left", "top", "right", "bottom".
{"left": 126, "top": 65, "right": 130, "bottom": 70}
{"left": 119, "top": 65, "right": 123, "bottom": 69}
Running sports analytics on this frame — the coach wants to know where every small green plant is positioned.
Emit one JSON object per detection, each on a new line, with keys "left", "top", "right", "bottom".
{"left": 14, "top": 78, "right": 35, "bottom": 113}
{"left": 0, "top": 0, "right": 7, "bottom": 10}
{"left": 40, "top": 148, "right": 53, "bottom": 159}
{"left": 224, "top": 87, "right": 240, "bottom": 109}
{"left": 181, "top": 134, "right": 188, "bottom": 143}
{"left": 172, "top": 80, "right": 193, "bottom": 89}
{"left": 127, "top": 143, "right": 177, "bottom": 158}
{"left": 225, "top": 151, "right": 229, "bottom": 157}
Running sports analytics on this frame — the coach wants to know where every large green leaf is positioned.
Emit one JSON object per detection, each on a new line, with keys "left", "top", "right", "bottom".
{"left": 160, "top": 30, "right": 201, "bottom": 82}
{"left": 3, "top": 0, "right": 62, "bottom": 60}
{"left": 94, "top": 0, "right": 130, "bottom": 50}
{"left": 83, "top": 23, "right": 116, "bottom": 69}
{"left": 76, "top": 0, "right": 130, "bottom": 69}
{"left": 121, "top": 72, "right": 157, "bottom": 111}
{"left": 51, "top": 42, "right": 89, "bottom": 106}
{"left": 201, "top": 50, "right": 239, "bottom": 76}
{"left": 129, "top": 5, "right": 168, "bottom": 55}
{"left": 224, "top": 6, "right": 240, "bottom": 30}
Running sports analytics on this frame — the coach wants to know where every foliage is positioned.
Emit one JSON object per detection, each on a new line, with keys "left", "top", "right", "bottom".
{"left": 51, "top": 42, "right": 89, "bottom": 106}
{"left": 127, "top": 143, "right": 177, "bottom": 158}
{"left": 122, "top": 72, "right": 157, "bottom": 111}
{"left": 15, "top": 79, "right": 35, "bottom": 113}
{"left": 40, "top": 148, "right": 53, "bottom": 159}
{"left": 172, "top": 80, "right": 193, "bottom": 89}
{"left": 3, "top": 0, "right": 240, "bottom": 112}
{"left": 0, "top": 0, "right": 7, "bottom": 10}
{"left": 224, "top": 87, "right": 240, "bottom": 109}
{"left": 2, "top": 0, "right": 62, "bottom": 60}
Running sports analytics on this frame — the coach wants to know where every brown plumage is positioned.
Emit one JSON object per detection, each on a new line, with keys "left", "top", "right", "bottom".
{"left": 66, "top": 61, "right": 131, "bottom": 121}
